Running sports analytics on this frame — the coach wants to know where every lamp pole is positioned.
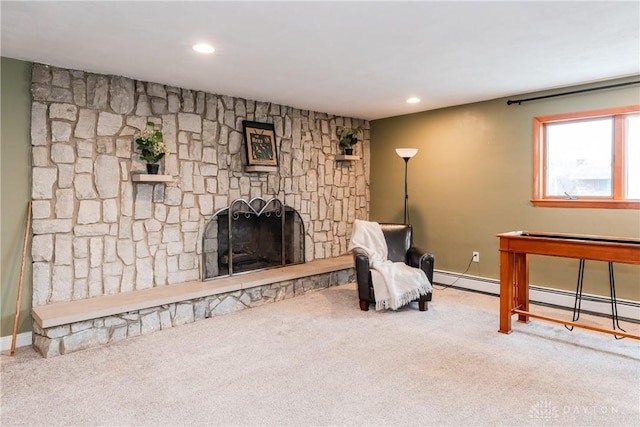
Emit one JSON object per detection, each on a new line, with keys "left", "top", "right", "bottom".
{"left": 403, "top": 157, "right": 410, "bottom": 224}
{"left": 395, "top": 148, "right": 418, "bottom": 224}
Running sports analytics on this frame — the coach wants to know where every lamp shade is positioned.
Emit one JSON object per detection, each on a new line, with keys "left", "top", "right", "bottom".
{"left": 395, "top": 148, "right": 418, "bottom": 159}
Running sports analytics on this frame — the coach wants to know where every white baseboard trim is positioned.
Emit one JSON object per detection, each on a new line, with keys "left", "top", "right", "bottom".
{"left": 0, "top": 332, "right": 32, "bottom": 352}
{"left": 434, "top": 270, "right": 640, "bottom": 322}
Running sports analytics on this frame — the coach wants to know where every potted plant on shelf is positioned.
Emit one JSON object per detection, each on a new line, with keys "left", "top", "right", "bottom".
{"left": 135, "top": 121, "right": 169, "bottom": 174}
{"left": 337, "top": 125, "right": 362, "bottom": 155}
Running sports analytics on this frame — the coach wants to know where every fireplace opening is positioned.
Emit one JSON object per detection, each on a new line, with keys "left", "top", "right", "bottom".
{"left": 203, "top": 198, "right": 305, "bottom": 279}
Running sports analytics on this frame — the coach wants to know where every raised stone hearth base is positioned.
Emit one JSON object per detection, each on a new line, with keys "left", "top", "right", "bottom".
{"left": 33, "top": 264, "right": 355, "bottom": 357}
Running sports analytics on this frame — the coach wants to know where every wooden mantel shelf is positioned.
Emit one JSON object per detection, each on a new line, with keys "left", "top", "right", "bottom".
{"left": 131, "top": 174, "right": 173, "bottom": 183}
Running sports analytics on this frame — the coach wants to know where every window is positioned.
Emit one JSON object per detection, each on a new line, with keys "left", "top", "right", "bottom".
{"left": 533, "top": 105, "right": 640, "bottom": 208}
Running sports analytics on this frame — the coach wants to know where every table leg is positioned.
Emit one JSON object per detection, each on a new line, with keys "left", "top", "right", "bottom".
{"left": 499, "top": 251, "right": 513, "bottom": 334}
{"left": 516, "top": 253, "right": 530, "bottom": 324}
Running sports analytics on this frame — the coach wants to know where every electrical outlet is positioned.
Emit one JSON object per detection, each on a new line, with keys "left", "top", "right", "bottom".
{"left": 472, "top": 251, "right": 480, "bottom": 263}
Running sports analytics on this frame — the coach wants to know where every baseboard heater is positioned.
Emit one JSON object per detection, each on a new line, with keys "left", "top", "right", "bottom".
{"left": 433, "top": 270, "right": 640, "bottom": 323}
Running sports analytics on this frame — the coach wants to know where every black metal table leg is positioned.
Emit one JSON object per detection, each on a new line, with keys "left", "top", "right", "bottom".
{"left": 608, "top": 262, "right": 627, "bottom": 340}
{"left": 566, "top": 259, "right": 586, "bottom": 331}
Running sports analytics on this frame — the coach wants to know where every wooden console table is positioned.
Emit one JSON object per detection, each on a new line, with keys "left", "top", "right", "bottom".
{"left": 497, "top": 231, "right": 640, "bottom": 340}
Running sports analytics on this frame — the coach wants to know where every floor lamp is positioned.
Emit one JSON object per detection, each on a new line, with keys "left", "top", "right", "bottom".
{"left": 395, "top": 148, "right": 418, "bottom": 224}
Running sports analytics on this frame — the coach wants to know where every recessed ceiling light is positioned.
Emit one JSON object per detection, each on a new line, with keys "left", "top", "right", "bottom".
{"left": 192, "top": 43, "right": 215, "bottom": 54}
{"left": 406, "top": 97, "right": 420, "bottom": 104}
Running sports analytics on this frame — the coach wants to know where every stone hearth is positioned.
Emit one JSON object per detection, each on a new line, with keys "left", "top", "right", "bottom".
{"left": 32, "top": 256, "right": 355, "bottom": 357}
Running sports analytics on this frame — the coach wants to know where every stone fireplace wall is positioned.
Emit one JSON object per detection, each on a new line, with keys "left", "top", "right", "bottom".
{"left": 29, "top": 63, "right": 369, "bottom": 309}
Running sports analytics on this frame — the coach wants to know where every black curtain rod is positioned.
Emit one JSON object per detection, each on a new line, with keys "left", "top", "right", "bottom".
{"left": 507, "top": 80, "right": 640, "bottom": 105}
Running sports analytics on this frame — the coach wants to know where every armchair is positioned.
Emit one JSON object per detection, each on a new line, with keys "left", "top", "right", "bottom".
{"left": 351, "top": 223, "right": 434, "bottom": 311}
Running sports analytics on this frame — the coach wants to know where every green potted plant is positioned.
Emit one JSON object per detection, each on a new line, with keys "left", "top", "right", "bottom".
{"left": 337, "top": 125, "right": 362, "bottom": 155}
{"left": 135, "top": 121, "right": 169, "bottom": 174}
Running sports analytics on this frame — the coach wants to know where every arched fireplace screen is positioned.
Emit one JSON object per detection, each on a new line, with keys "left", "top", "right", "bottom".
{"left": 203, "top": 197, "right": 305, "bottom": 280}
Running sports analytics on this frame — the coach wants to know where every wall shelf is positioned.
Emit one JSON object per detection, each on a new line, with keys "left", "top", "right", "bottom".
{"left": 335, "top": 154, "right": 360, "bottom": 161}
{"left": 245, "top": 165, "right": 278, "bottom": 173}
{"left": 132, "top": 174, "right": 173, "bottom": 183}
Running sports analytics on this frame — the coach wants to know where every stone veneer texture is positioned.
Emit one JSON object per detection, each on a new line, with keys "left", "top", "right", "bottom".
{"left": 29, "top": 63, "right": 369, "bottom": 309}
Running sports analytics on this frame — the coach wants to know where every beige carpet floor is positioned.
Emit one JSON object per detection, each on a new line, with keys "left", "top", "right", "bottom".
{"left": 1, "top": 283, "right": 639, "bottom": 426}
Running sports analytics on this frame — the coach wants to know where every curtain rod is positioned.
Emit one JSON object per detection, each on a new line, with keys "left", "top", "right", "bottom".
{"left": 506, "top": 80, "right": 640, "bottom": 105}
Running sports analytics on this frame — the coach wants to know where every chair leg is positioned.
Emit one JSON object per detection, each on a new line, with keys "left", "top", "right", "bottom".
{"left": 419, "top": 300, "right": 428, "bottom": 311}
{"left": 359, "top": 300, "right": 369, "bottom": 311}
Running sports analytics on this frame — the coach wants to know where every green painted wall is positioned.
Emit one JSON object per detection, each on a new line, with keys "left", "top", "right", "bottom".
{"left": 371, "top": 78, "right": 640, "bottom": 300}
{"left": 1, "top": 57, "right": 32, "bottom": 337}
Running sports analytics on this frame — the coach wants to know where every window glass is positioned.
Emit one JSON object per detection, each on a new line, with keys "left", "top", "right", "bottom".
{"left": 625, "top": 114, "right": 640, "bottom": 199}
{"left": 545, "top": 118, "right": 613, "bottom": 197}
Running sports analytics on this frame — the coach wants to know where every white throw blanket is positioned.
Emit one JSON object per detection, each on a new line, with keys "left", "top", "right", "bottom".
{"left": 348, "top": 220, "right": 432, "bottom": 310}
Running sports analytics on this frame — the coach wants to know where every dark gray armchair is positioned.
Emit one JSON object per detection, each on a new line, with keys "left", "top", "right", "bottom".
{"left": 351, "top": 223, "right": 434, "bottom": 311}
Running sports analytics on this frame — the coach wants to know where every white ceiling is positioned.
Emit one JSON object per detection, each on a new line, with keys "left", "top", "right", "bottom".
{"left": 2, "top": 1, "right": 639, "bottom": 120}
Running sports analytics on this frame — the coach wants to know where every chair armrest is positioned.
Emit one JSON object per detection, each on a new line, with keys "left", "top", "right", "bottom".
{"left": 351, "top": 248, "right": 373, "bottom": 300}
{"left": 407, "top": 247, "right": 435, "bottom": 284}
{"left": 352, "top": 248, "right": 371, "bottom": 281}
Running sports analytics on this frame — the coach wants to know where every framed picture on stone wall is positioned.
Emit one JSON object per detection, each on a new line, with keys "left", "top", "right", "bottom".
{"left": 242, "top": 121, "right": 278, "bottom": 167}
